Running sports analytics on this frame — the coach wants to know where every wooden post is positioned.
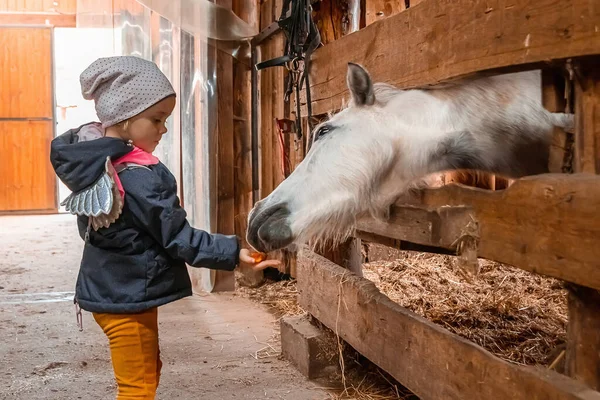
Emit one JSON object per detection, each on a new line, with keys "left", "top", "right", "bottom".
{"left": 574, "top": 62, "right": 600, "bottom": 174}
{"left": 542, "top": 68, "right": 573, "bottom": 173}
{"left": 313, "top": 0, "right": 348, "bottom": 45}
{"left": 232, "top": 0, "right": 264, "bottom": 287}
{"left": 566, "top": 285, "right": 600, "bottom": 390}
{"left": 365, "top": 0, "right": 406, "bottom": 26}
{"left": 566, "top": 61, "right": 600, "bottom": 389}
{"left": 321, "top": 238, "right": 363, "bottom": 277}
{"left": 259, "top": 0, "right": 275, "bottom": 200}
{"left": 213, "top": 0, "right": 236, "bottom": 292}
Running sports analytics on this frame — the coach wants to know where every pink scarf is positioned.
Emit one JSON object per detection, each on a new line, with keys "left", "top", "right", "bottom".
{"left": 112, "top": 147, "right": 160, "bottom": 199}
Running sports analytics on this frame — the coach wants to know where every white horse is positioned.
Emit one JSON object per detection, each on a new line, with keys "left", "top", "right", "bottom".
{"left": 247, "top": 63, "right": 573, "bottom": 252}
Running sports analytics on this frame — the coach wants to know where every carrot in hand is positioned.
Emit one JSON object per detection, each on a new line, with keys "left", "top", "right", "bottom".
{"left": 249, "top": 252, "right": 266, "bottom": 264}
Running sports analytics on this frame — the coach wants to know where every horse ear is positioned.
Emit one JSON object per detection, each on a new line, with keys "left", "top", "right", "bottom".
{"left": 347, "top": 63, "right": 375, "bottom": 106}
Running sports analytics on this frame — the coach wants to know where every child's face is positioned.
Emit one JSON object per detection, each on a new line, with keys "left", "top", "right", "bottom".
{"left": 127, "top": 96, "right": 176, "bottom": 153}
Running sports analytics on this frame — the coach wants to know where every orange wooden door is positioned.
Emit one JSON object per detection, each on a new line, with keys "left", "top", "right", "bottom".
{"left": 0, "top": 26, "right": 56, "bottom": 212}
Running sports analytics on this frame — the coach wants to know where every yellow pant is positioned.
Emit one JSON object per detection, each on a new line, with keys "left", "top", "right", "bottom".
{"left": 93, "top": 308, "right": 161, "bottom": 400}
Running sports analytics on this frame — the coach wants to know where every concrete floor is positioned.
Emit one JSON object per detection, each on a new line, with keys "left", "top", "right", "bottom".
{"left": 0, "top": 214, "right": 326, "bottom": 400}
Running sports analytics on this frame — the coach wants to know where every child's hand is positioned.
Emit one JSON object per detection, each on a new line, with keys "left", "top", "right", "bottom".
{"left": 239, "top": 249, "right": 281, "bottom": 271}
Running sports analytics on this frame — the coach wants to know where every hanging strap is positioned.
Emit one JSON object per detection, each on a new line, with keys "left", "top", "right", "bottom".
{"left": 255, "top": 0, "right": 321, "bottom": 143}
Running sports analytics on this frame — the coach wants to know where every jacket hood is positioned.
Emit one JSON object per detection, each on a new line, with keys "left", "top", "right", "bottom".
{"left": 50, "top": 122, "right": 133, "bottom": 193}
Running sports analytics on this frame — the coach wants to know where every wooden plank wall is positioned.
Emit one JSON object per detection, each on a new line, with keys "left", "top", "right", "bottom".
{"left": 302, "top": 0, "right": 600, "bottom": 116}
{"left": 0, "top": 0, "right": 77, "bottom": 26}
{"left": 0, "top": 0, "right": 77, "bottom": 13}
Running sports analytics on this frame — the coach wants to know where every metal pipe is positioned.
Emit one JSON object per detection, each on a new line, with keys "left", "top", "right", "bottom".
{"left": 348, "top": 0, "right": 360, "bottom": 33}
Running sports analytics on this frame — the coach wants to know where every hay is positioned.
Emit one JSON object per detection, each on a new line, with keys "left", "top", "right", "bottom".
{"left": 322, "top": 340, "right": 418, "bottom": 400}
{"left": 238, "top": 249, "right": 567, "bottom": 399}
{"left": 236, "top": 279, "right": 305, "bottom": 319}
{"left": 238, "top": 279, "right": 416, "bottom": 399}
{"left": 363, "top": 250, "right": 567, "bottom": 366}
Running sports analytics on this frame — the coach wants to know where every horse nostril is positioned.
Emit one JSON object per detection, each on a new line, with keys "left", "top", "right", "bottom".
{"left": 247, "top": 203, "right": 292, "bottom": 252}
{"left": 257, "top": 218, "right": 293, "bottom": 252}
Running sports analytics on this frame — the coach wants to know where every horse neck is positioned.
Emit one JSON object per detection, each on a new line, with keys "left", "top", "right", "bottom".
{"left": 381, "top": 91, "right": 474, "bottom": 173}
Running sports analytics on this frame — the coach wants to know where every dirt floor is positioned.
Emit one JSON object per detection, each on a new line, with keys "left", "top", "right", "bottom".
{"left": 0, "top": 214, "right": 327, "bottom": 400}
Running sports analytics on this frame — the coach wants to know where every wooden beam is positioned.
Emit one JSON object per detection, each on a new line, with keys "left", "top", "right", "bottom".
{"left": 259, "top": 39, "right": 274, "bottom": 199}
{"left": 214, "top": 0, "right": 236, "bottom": 292}
{"left": 271, "top": 33, "right": 286, "bottom": 189}
{"left": 313, "top": 0, "right": 349, "bottom": 45}
{"left": 356, "top": 230, "right": 457, "bottom": 256}
{"left": 216, "top": 52, "right": 235, "bottom": 236}
{"left": 574, "top": 61, "right": 600, "bottom": 174}
{"left": 0, "top": 12, "right": 76, "bottom": 27}
{"left": 0, "top": 0, "right": 77, "bottom": 14}
{"left": 357, "top": 205, "right": 474, "bottom": 249}
{"left": 232, "top": 0, "right": 263, "bottom": 287}
{"left": 566, "top": 285, "right": 600, "bottom": 390}
{"left": 298, "top": 251, "right": 600, "bottom": 400}
{"left": 320, "top": 237, "right": 364, "bottom": 277}
{"left": 566, "top": 60, "right": 600, "bottom": 390}
{"left": 543, "top": 68, "right": 574, "bottom": 173}
{"left": 365, "top": 0, "right": 406, "bottom": 26}
{"left": 301, "top": 0, "right": 600, "bottom": 116}
{"left": 257, "top": 0, "right": 285, "bottom": 199}
{"left": 357, "top": 174, "right": 600, "bottom": 290}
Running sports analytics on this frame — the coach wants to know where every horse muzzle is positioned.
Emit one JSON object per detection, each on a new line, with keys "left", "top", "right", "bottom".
{"left": 247, "top": 201, "right": 294, "bottom": 252}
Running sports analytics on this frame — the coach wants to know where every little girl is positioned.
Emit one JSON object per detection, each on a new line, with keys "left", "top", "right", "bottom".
{"left": 50, "top": 56, "right": 280, "bottom": 399}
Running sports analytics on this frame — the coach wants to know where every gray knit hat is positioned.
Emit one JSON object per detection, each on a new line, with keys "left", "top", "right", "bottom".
{"left": 80, "top": 56, "right": 176, "bottom": 128}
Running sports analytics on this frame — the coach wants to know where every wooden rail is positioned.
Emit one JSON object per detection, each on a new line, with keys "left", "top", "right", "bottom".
{"left": 356, "top": 173, "right": 600, "bottom": 291}
{"left": 0, "top": 12, "right": 76, "bottom": 27}
{"left": 297, "top": 251, "right": 600, "bottom": 400}
{"left": 300, "top": 0, "right": 600, "bottom": 116}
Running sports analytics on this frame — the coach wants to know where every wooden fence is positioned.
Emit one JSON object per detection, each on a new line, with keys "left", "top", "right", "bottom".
{"left": 249, "top": 0, "right": 600, "bottom": 399}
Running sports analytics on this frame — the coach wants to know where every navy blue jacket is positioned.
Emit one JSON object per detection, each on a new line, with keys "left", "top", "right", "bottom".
{"left": 50, "top": 123, "right": 240, "bottom": 313}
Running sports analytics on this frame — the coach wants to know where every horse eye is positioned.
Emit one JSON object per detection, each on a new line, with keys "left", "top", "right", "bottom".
{"left": 314, "top": 125, "right": 332, "bottom": 141}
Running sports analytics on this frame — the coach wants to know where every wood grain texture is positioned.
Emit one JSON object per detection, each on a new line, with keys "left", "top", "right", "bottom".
{"left": 313, "top": 0, "right": 349, "bottom": 44}
{"left": 0, "top": 0, "right": 76, "bottom": 13}
{"left": 574, "top": 62, "right": 600, "bottom": 174}
{"left": 0, "top": 27, "right": 53, "bottom": 119}
{"left": 0, "top": 121, "right": 56, "bottom": 212}
{"left": 357, "top": 205, "right": 474, "bottom": 249}
{"left": 566, "top": 285, "right": 600, "bottom": 391}
{"left": 214, "top": 0, "right": 235, "bottom": 292}
{"left": 0, "top": 26, "right": 55, "bottom": 213}
{"left": 320, "top": 237, "right": 363, "bottom": 277}
{"left": 365, "top": 0, "right": 405, "bottom": 26}
{"left": 271, "top": 33, "right": 286, "bottom": 189}
{"left": 565, "top": 60, "right": 600, "bottom": 390}
{"left": 233, "top": 0, "right": 263, "bottom": 286}
{"left": 259, "top": 38, "right": 274, "bottom": 199}
{"left": 301, "top": 0, "right": 600, "bottom": 116}
{"left": 543, "top": 68, "right": 572, "bottom": 173}
{"left": 0, "top": 12, "right": 76, "bottom": 26}
{"left": 297, "top": 251, "right": 600, "bottom": 400}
